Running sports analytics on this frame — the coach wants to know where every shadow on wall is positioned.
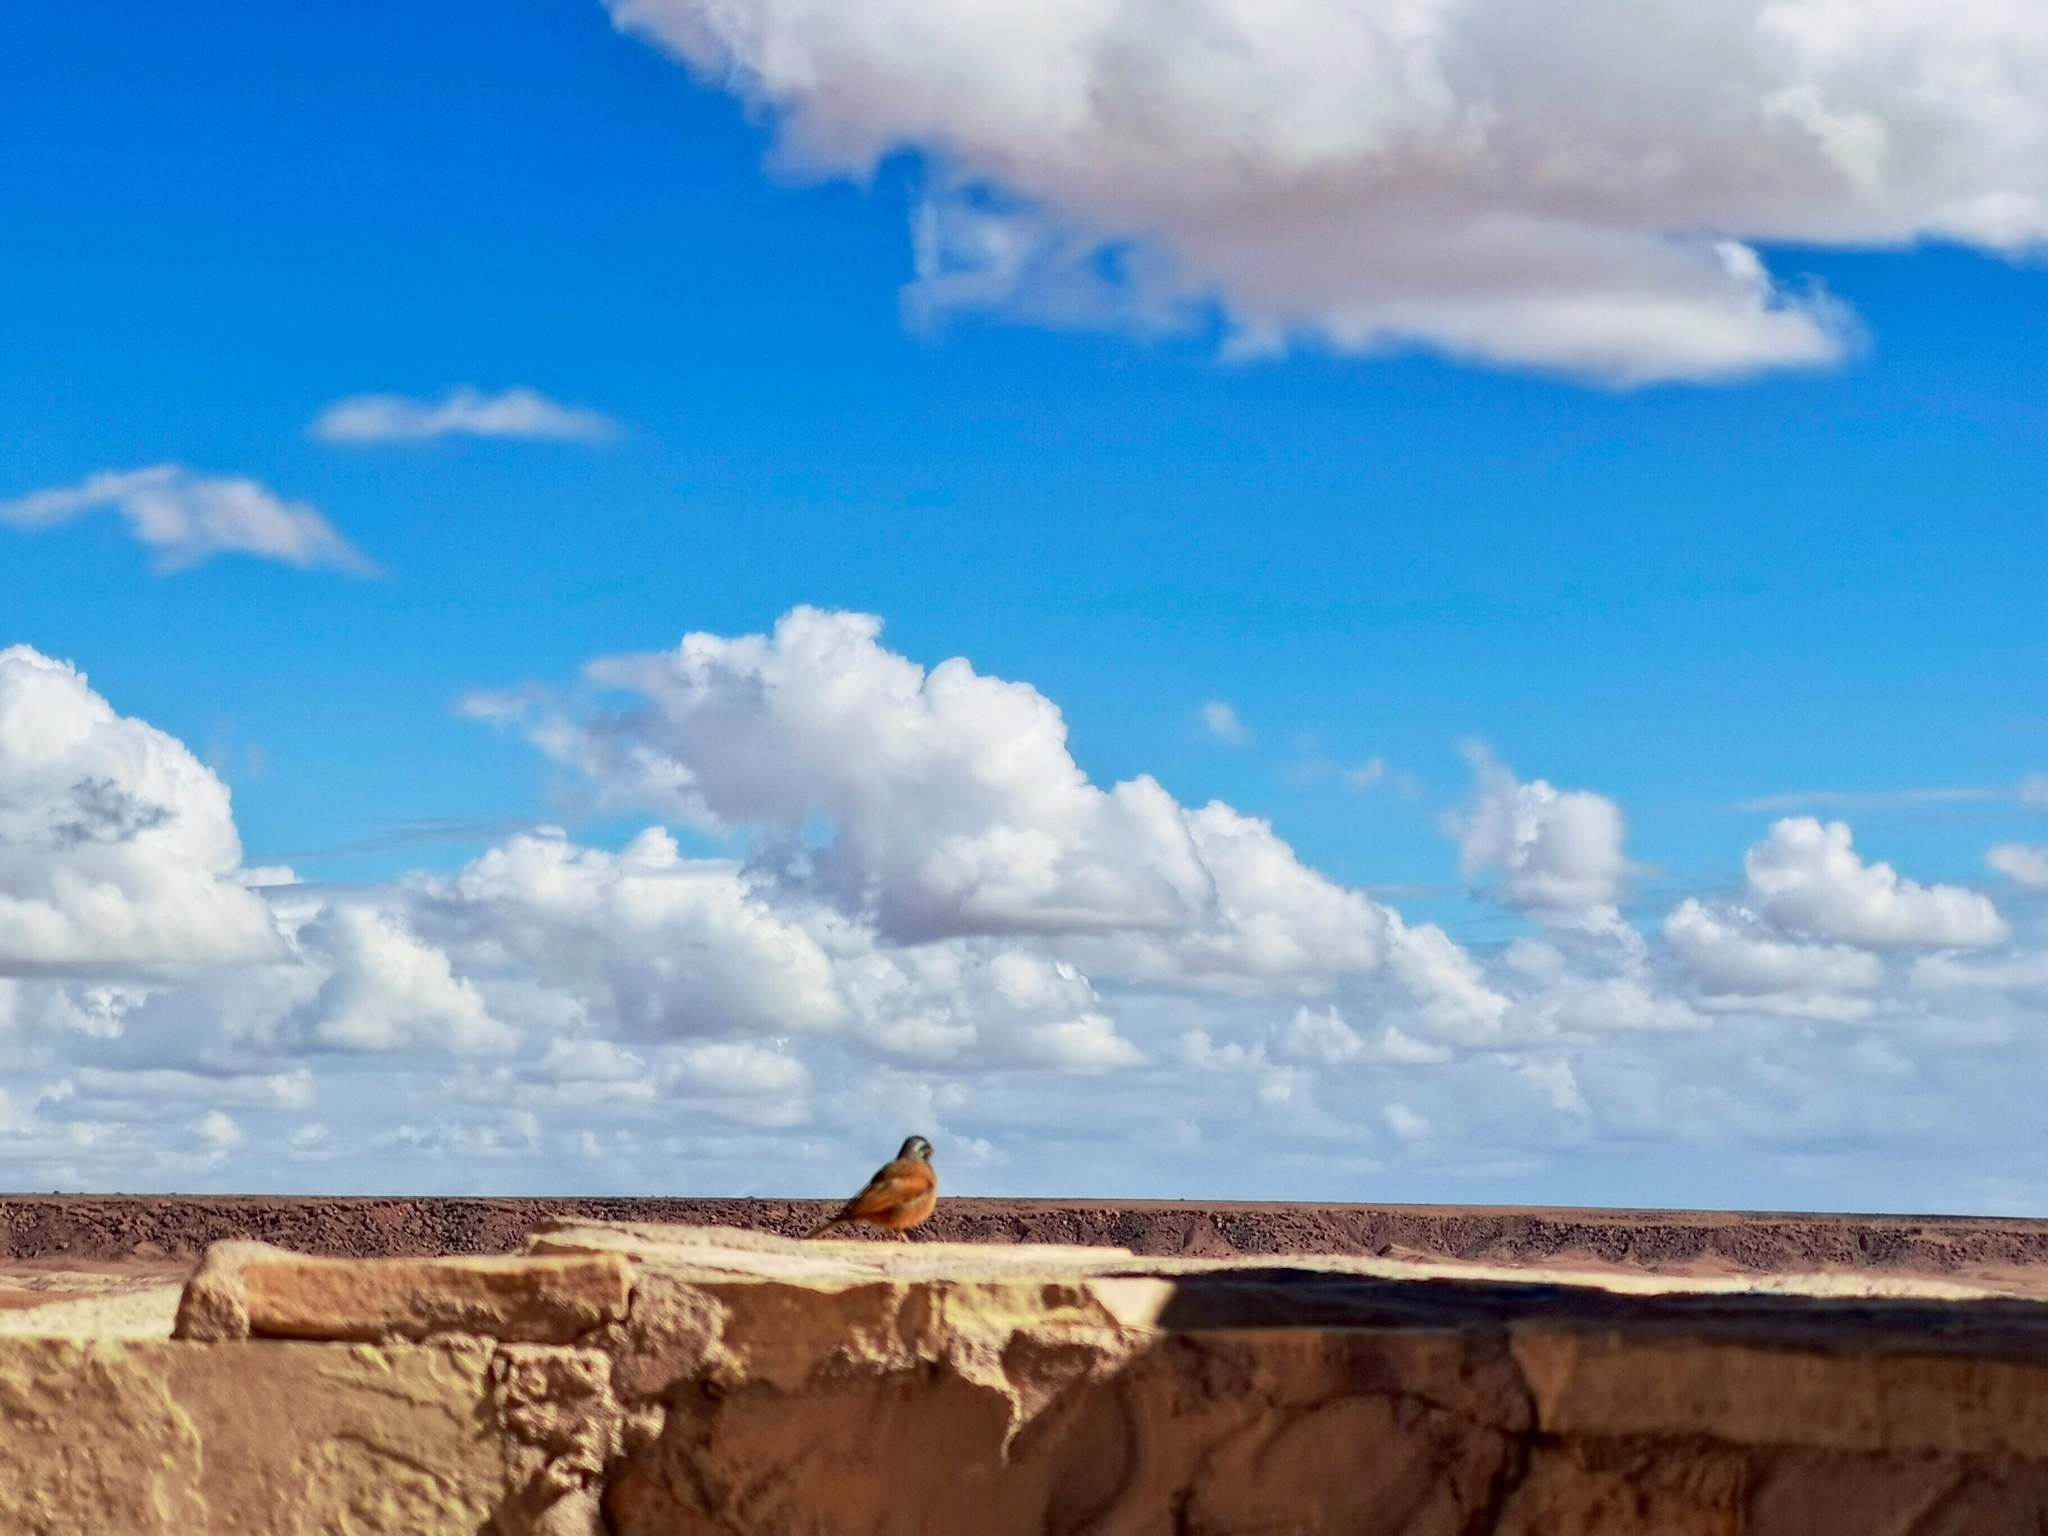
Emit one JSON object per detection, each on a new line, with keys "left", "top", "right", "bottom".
{"left": 607, "top": 1270, "right": 2048, "bottom": 1535}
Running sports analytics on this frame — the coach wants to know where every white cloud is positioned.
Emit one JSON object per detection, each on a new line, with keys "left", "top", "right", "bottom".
{"left": 1280, "top": 1004, "right": 1363, "bottom": 1065}
{"left": 1373, "top": 1023, "right": 1451, "bottom": 1065}
{"left": 534, "top": 1039, "right": 639, "bottom": 1083}
{"left": 25, "top": 618, "right": 2048, "bottom": 1205}
{"left": 0, "top": 466, "right": 372, "bottom": 574}
{"left": 662, "top": 1041, "right": 811, "bottom": 1125}
{"left": 67, "top": 1067, "right": 314, "bottom": 1110}
{"left": 1383, "top": 1102, "right": 1430, "bottom": 1141}
{"left": 1496, "top": 927, "right": 1705, "bottom": 1036}
{"left": 832, "top": 940, "right": 1144, "bottom": 1068}
{"left": 1519, "top": 965, "right": 1707, "bottom": 1035}
{"left": 287, "top": 1124, "right": 331, "bottom": 1159}
{"left": 1451, "top": 747, "right": 1629, "bottom": 916}
{"left": 416, "top": 828, "right": 845, "bottom": 1040}
{"left": 310, "top": 387, "right": 619, "bottom": 444}
{"left": 372, "top": 1113, "right": 543, "bottom": 1162}
{"left": 516, "top": 607, "right": 1218, "bottom": 939}
{"left": 608, "top": 0, "right": 2048, "bottom": 382}
{"left": 1102, "top": 800, "right": 1387, "bottom": 984}
{"left": 1518, "top": 1059, "right": 1588, "bottom": 1116}
{"left": 1744, "top": 817, "right": 2008, "bottom": 948}
{"left": 1276, "top": 1005, "right": 1451, "bottom": 1066}
{"left": 0, "top": 647, "right": 285, "bottom": 972}
{"left": 298, "top": 906, "right": 517, "bottom": 1056}
{"left": 37, "top": 984, "right": 155, "bottom": 1039}
{"left": 1910, "top": 950, "right": 2048, "bottom": 993}
{"left": 1342, "top": 756, "right": 1388, "bottom": 791}
{"left": 1200, "top": 700, "right": 1249, "bottom": 745}
{"left": 665, "top": 1040, "right": 808, "bottom": 1097}
{"left": 1381, "top": 915, "right": 1512, "bottom": 1041}
{"left": 1988, "top": 842, "right": 2048, "bottom": 888}
{"left": 1738, "top": 784, "right": 2003, "bottom": 813}
{"left": 197, "top": 1111, "right": 244, "bottom": 1152}
{"left": 397, "top": 825, "right": 1140, "bottom": 1071}
{"left": 478, "top": 607, "right": 1497, "bottom": 1030}
{"left": 1177, "top": 1028, "right": 1255, "bottom": 1073}
{"left": 1664, "top": 898, "right": 1883, "bottom": 1018}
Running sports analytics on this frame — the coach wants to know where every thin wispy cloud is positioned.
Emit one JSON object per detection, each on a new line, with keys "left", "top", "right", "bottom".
{"left": 311, "top": 386, "right": 619, "bottom": 444}
{"left": 1200, "top": 700, "right": 1249, "bottom": 745}
{"left": 1342, "top": 755, "right": 1388, "bottom": 791}
{"left": 1988, "top": 843, "right": 2048, "bottom": 889}
{"left": 1736, "top": 784, "right": 2033, "bottom": 814}
{"left": 264, "top": 816, "right": 545, "bottom": 863}
{"left": 1283, "top": 750, "right": 1407, "bottom": 794}
{"left": 0, "top": 465, "right": 373, "bottom": 574}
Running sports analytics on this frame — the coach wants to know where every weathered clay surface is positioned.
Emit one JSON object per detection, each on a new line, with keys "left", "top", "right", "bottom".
{"left": 173, "top": 1240, "right": 633, "bottom": 1343}
{"left": 9, "top": 1220, "right": 2048, "bottom": 1532}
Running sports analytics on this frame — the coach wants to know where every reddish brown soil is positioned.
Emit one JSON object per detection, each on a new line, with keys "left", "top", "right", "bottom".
{"left": 6, "top": 1196, "right": 2048, "bottom": 1292}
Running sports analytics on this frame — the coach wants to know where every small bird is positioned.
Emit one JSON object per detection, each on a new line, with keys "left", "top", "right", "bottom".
{"left": 805, "top": 1135, "right": 937, "bottom": 1239}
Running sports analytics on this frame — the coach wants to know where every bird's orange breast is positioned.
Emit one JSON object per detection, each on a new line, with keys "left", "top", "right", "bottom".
{"left": 845, "top": 1157, "right": 938, "bottom": 1230}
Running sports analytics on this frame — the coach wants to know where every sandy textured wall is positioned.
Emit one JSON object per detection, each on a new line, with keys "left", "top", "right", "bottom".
{"left": 9, "top": 1222, "right": 2048, "bottom": 1533}
{"left": 0, "top": 1338, "right": 503, "bottom": 1533}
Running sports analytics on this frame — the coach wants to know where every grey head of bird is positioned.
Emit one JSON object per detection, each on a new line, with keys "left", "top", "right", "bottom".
{"left": 897, "top": 1135, "right": 934, "bottom": 1163}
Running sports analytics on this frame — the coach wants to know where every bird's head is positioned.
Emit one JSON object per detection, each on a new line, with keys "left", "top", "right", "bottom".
{"left": 898, "top": 1135, "right": 934, "bottom": 1163}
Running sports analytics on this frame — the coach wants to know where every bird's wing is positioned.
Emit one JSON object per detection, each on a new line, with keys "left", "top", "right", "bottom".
{"left": 839, "top": 1158, "right": 935, "bottom": 1221}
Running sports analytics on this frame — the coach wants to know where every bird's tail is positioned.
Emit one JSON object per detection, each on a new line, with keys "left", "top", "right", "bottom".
{"left": 803, "top": 1215, "right": 848, "bottom": 1240}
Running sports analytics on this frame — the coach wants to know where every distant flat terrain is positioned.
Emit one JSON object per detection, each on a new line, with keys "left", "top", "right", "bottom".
{"left": 7, "top": 1195, "right": 2048, "bottom": 1300}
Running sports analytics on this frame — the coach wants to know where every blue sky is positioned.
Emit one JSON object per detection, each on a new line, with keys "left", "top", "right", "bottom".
{"left": 5, "top": 0, "right": 2048, "bottom": 1208}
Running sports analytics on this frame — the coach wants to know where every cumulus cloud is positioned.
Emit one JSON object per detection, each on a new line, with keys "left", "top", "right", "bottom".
{"left": 310, "top": 386, "right": 619, "bottom": 444}
{"left": 661, "top": 1041, "right": 811, "bottom": 1125}
{"left": 416, "top": 844, "right": 1139, "bottom": 1069}
{"left": 496, "top": 607, "right": 1216, "bottom": 939}
{"left": 0, "top": 466, "right": 372, "bottom": 574}
{"left": 1658, "top": 818, "right": 2008, "bottom": 1017}
{"left": 1664, "top": 898, "right": 1883, "bottom": 1018}
{"left": 1276, "top": 1006, "right": 1449, "bottom": 1066}
{"left": 1451, "top": 747, "right": 1629, "bottom": 916}
{"left": 413, "top": 828, "right": 845, "bottom": 1041}
{"left": 831, "top": 940, "right": 1143, "bottom": 1068}
{"left": 475, "top": 607, "right": 1499, "bottom": 1033}
{"left": 22, "top": 617, "right": 2048, "bottom": 1205}
{"left": 1744, "top": 817, "right": 2008, "bottom": 948}
{"left": 607, "top": 0, "right": 2048, "bottom": 382}
{"left": 295, "top": 905, "right": 517, "bottom": 1056}
{"left": 1479, "top": 905, "right": 1706, "bottom": 1041}
{"left": 0, "top": 647, "right": 284, "bottom": 972}
{"left": 1500, "top": 929, "right": 1705, "bottom": 1035}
